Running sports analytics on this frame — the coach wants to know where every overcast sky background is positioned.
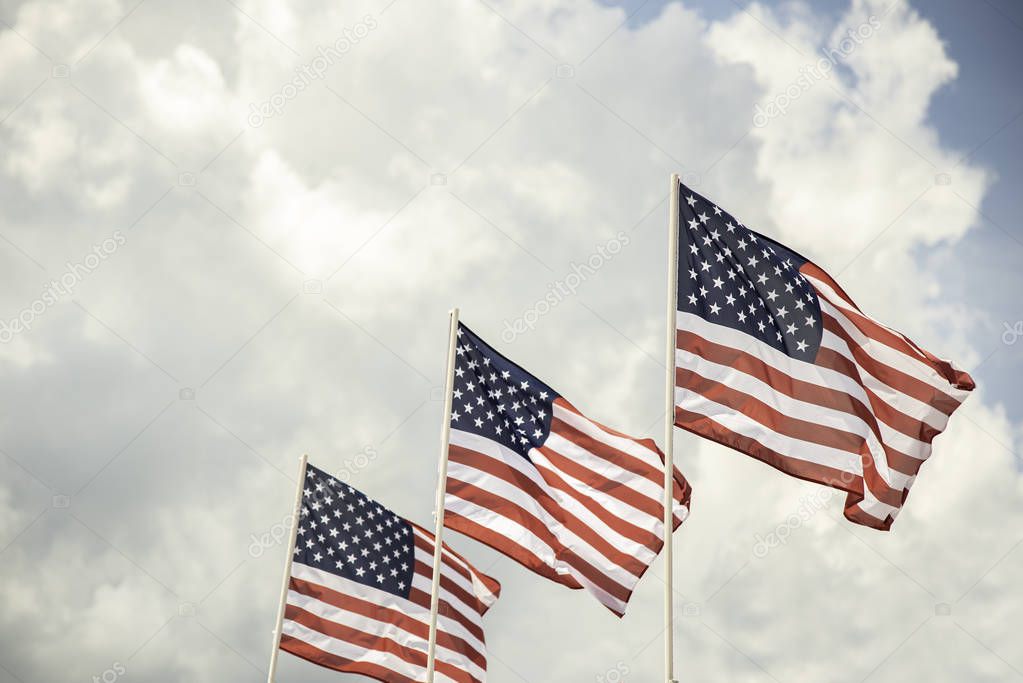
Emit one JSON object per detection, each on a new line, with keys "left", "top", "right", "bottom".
{"left": 1, "top": 0, "right": 1021, "bottom": 681}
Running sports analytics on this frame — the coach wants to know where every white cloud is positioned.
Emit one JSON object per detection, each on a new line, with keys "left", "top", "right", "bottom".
{"left": 140, "top": 44, "right": 231, "bottom": 132}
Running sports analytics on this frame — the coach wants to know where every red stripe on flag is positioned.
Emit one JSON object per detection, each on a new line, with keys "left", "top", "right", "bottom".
{"left": 443, "top": 511, "right": 584, "bottom": 590}
{"left": 410, "top": 525, "right": 502, "bottom": 601}
{"left": 821, "top": 314, "right": 960, "bottom": 416}
{"left": 449, "top": 446, "right": 653, "bottom": 574}
{"left": 284, "top": 605, "right": 477, "bottom": 683}
{"left": 450, "top": 443, "right": 662, "bottom": 552}
{"left": 802, "top": 263, "right": 975, "bottom": 391}
{"left": 813, "top": 346, "right": 943, "bottom": 443}
{"left": 280, "top": 635, "right": 420, "bottom": 683}
{"left": 412, "top": 560, "right": 492, "bottom": 634}
{"left": 289, "top": 576, "right": 485, "bottom": 669}
{"left": 549, "top": 412, "right": 690, "bottom": 512}
{"left": 675, "top": 405, "right": 865, "bottom": 498}
{"left": 676, "top": 367, "right": 904, "bottom": 508}
{"left": 445, "top": 477, "right": 633, "bottom": 602}
{"left": 406, "top": 586, "right": 487, "bottom": 647}
{"left": 677, "top": 329, "right": 932, "bottom": 474}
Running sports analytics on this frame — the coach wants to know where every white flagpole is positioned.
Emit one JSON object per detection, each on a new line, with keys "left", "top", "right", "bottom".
{"left": 664, "top": 174, "right": 680, "bottom": 683}
{"left": 426, "top": 307, "right": 460, "bottom": 682}
{"left": 267, "top": 453, "right": 309, "bottom": 683}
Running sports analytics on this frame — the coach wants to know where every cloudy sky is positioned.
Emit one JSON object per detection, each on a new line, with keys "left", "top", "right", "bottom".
{"left": 1, "top": 0, "right": 1021, "bottom": 681}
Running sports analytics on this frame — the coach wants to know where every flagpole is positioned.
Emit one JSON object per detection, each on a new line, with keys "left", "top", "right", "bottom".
{"left": 267, "top": 453, "right": 309, "bottom": 683}
{"left": 426, "top": 307, "right": 460, "bottom": 682}
{"left": 664, "top": 173, "right": 680, "bottom": 683}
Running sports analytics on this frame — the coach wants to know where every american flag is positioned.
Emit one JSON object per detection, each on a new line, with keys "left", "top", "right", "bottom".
{"left": 444, "top": 322, "right": 692, "bottom": 616}
{"left": 280, "top": 463, "right": 501, "bottom": 682}
{"left": 673, "top": 182, "right": 975, "bottom": 530}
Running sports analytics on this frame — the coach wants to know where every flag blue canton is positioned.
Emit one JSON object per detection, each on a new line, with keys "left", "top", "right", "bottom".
{"left": 294, "top": 464, "right": 415, "bottom": 598}
{"left": 676, "top": 183, "right": 824, "bottom": 360}
{"left": 451, "top": 323, "right": 557, "bottom": 461}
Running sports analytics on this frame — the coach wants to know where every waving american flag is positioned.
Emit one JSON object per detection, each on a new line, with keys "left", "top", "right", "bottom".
{"left": 673, "top": 181, "right": 974, "bottom": 530}
{"left": 279, "top": 463, "right": 500, "bottom": 683}
{"left": 444, "top": 323, "right": 691, "bottom": 616}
